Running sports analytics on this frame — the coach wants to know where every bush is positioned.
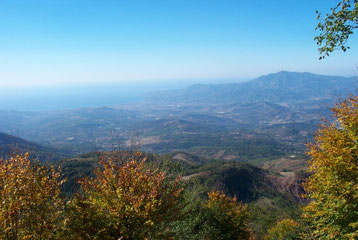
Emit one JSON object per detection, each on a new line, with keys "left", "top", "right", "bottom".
{"left": 265, "top": 219, "right": 300, "bottom": 240}
{"left": 63, "top": 152, "right": 183, "bottom": 240}
{"left": 0, "top": 153, "right": 65, "bottom": 239}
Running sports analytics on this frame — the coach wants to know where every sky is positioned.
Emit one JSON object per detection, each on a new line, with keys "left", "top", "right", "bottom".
{"left": 1, "top": 0, "right": 358, "bottom": 110}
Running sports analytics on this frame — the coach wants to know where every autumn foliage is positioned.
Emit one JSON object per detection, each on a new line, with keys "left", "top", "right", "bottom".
{"left": 0, "top": 153, "right": 64, "bottom": 239}
{"left": 64, "top": 152, "right": 183, "bottom": 240}
{"left": 203, "top": 191, "right": 251, "bottom": 240}
{"left": 265, "top": 218, "right": 300, "bottom": 240}
{"left": 304, "top": 95, "right": 358, "bottom": 239}
{"left": 0, "top": 151, "right": 258, "bottom": 239}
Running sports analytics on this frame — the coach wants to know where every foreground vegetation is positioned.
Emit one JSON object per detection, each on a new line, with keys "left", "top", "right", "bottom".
{"left": 0, "top": 151, "right": 253, "bottom": 239}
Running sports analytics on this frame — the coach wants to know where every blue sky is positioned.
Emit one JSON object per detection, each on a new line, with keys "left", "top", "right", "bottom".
{"left": 1, "top": 0, "right": 358, "bottom": 89}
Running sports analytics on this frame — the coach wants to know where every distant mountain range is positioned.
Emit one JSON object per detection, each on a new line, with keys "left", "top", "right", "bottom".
{"left": 0, "top": 71, "right": 356, "bottom": 158}
{"left": 147, "top": 71, "right": 356, "bottom": 104}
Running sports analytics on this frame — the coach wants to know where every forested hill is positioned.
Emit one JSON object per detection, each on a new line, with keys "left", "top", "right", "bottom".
{"left": 146, "top": 71, "right": 356, "bottom": 104}
{"left": 0, "top": 132, "right": 70, "bottom": 161}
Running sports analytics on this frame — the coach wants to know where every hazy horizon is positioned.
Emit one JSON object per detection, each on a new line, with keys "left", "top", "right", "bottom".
{"left": 1, "top": 70, "right": 357, "bottom": 111}
{"left": 0, "top": 76, "right": 251, "bottom": 111}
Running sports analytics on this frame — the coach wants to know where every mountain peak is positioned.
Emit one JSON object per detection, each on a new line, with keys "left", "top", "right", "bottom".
{"left": 146, "top": 71, "right": 355, "bottom": 104}
{"left": 263, "top": 71, "right": 343, "bottom": 80}
{"left": 262, "top": 71, "right": 311, "bottom": 78}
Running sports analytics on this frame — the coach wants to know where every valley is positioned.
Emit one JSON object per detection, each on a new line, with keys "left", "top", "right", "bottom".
{"left": 1, "top": 71, "right": 353, "bottom": 160}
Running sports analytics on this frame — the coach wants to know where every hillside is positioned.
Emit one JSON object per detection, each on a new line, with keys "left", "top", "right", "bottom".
{"left": 58, "top": 150, "right": 304, "bottom": 238}
{"left": 0, "top": 132, "right": 71, "bottom": 161}
{"left": 59, "top": 150, "right": 304, "bottom": 207}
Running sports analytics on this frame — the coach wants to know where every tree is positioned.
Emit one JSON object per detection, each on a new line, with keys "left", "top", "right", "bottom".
{"left": 0, "top": 153, "right": 65, "bottom": 239}
{"left": 315, "top": 0, "right": 358, "bottom": 59}
{"left": 303, "top": 96, "right": 358, "bottom": 239}
{"left": 265, "top": 219, "right": 301, "bottom": 240}
{"left": 63, "top": 152, "right": 183, "bottom": 240}
{"left": 201, "top": 191, "right": 251, "bottom": 240}
{"left": 302, "top": 1, "right": 358, "bottom": 238}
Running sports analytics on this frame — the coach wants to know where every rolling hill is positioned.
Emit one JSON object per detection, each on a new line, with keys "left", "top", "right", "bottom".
{"left": 0, "top": 132, "right": 71, "bottom": 161}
